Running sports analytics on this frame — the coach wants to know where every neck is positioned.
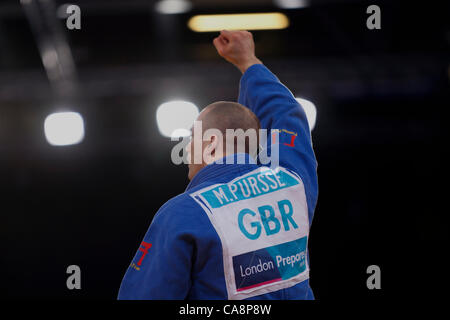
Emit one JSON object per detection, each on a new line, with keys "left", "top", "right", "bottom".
{"left": 212, "top": 153, "right": 256, "bottom": 165}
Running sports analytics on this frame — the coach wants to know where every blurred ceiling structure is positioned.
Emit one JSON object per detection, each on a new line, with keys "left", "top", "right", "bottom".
{"left": 0, "top": 0, "right": 448, "bottom": 158}
{"left": 0, "top": 0, "right": 447, "bottom": 102}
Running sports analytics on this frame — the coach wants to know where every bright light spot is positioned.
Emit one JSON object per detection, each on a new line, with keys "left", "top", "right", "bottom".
{"left": 155, "top": 0, "right": 192, "bottom": 15}
{"left": 56, "top": 4, "right": 70, "bottom": 19}
{"left": 188, "top": 12, "right": 289, "bottom": 32}
{"left": 156, "top": 100, "right": 199, "bottom": 138}
{"left": 296, "top": 98, "right": 317, "bottom": 130}
{"left": 274, "top": 0, "right": 309, "bottom": 9}
{"left": 42, "top": 48, "right": 58, "bottom": 69}
{"left": 44, "top": 112, "right": 85, "bottom": 146}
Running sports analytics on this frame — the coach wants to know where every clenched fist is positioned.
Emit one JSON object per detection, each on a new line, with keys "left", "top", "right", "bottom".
{"left": 213, "top": 30, "right": 263, "bottom": 74}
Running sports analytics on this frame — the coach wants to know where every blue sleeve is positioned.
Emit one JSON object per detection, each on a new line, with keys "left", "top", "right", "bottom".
{"left": 238, "top": 64, "right": 318, "bottom": 219}
{"left": 117, "top": 201, "right": 194, "bottom": 300}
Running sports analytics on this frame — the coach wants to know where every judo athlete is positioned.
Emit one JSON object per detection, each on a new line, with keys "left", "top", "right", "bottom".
{"left": 118, "top": 30, "right": 318, "bottom": 300}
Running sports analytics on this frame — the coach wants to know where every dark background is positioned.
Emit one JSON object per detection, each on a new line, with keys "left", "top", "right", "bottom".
{"left": 0, "top": 0, "right": 448, "bottom": 300}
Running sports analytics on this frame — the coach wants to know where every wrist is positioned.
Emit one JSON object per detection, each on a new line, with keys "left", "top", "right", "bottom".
{"left": 238, "top": 57, "right": 262, "bottom": 74}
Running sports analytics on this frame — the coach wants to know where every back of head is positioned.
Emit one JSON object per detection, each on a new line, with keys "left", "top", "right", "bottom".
{"left": 200, "top": 101, "right": 261, "bottom": 157}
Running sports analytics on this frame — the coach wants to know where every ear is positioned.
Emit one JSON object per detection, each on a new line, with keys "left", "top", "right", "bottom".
{"left": 202, "top": 128, "right": 224, "bottom": 164}
{"left": 203, "top": 135, "right": 218, "bottom": 164}
{"left": 211, "top": 134, "right": 225, "bottom": 160}
{"left": 209, "top": 135, "right": 218, "bottom": 155}
{"left": 201, "top": 136, "right": 214, "bottom": 165}
{"left": 202, "top": 135, "right": 219, "bottom": 164}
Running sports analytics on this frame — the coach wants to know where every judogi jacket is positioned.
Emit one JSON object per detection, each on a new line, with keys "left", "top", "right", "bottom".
{"left": 118, "top": 64, "right": 319, "bottom": 300}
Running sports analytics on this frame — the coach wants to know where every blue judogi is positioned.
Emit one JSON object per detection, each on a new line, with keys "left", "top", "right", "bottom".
{"left": 118, "top": 64, "right": 318, "bottom": 300}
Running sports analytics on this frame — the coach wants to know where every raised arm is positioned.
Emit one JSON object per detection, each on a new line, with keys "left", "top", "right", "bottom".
{"left": 213, "top": 30, "right": 318, "bottom": 213}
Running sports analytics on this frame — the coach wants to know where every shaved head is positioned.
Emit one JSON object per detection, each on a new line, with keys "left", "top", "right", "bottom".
{"left": 199, "top": 101, "right": 261, "bottom": 155}
{"left": 199, "top": 101, "right": 261, "bottom": 140}
{"left": 186, "top": 101, "right": 261, "bottom": 180}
